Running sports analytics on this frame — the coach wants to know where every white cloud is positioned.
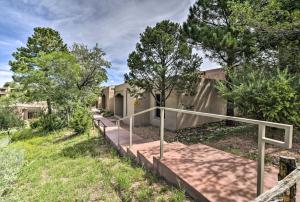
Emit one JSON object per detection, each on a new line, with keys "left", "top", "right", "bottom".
{"left": 0, "top": 0, "right": 218, "bottom": 85}
{"left": 0, "top": 65, "right": 13, "bottom": 86}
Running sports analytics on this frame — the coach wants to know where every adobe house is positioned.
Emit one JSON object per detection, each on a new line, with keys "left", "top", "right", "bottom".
{"left": 113, "top": 83, "right": 150, "bottom": 126}
{"left": 98, "top": 86, "right": 115, "bottom": 112}
{"left": 14, "top": 102, "right": 47, "bottom": 120}
{"left": 0, "top": 86, "right": 13, "bottom": 97}
{"left": 102, "top": 68, "right": 226, "bottom": 130}
{"left": 149, "top": 68, "right": 226, "bottom": 130}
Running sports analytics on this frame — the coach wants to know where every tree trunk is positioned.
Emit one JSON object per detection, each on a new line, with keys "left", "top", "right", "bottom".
{"left": 47, "top": 98, "right": 52, "bottom": 115}
{"left": 225, "top": 74, "right": 234, "bottom": 125}
{"left": 225, "top": 59, "right": 235, "bottom": 126}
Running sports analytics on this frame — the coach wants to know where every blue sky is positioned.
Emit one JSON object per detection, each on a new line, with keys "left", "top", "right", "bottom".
{"left": 0, "top": 0, "right": 217, "bottom": 87}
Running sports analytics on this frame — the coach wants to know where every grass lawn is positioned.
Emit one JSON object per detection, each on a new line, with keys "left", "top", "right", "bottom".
{"left": 0, "top": 128, "right": 191, "bottom": 202}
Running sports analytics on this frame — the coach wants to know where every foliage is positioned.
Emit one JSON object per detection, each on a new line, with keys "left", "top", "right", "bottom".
{"left": 70, "top": 106, "right": 92, "bottom": 134}
{"left": 29, "top": 119, "right": 41, "bottom": 129}
{"left": 183, "top": 0, "right": 256, "bottom": 69}
{"left": 9, "top": 27, "right": 68, "bottom": 114}
{"left": 183, "top": 0, "right": 254, "bottom": 118}
{"left": 71, "top": 43, "right": 110, "bottom": 92}
{"left": 102, "top": 110, "right": 114, "bottom": 117}
{"left": 37, "top": 112, "right": 67, "bottom": 131}
{"left": 1, "top": 128, "right": 190, "bottom": 201}
{"left": 0, "top": 138, "right": 24, "bottom": 198}
{"left": 32, "top": 51, "right": 81, "bottom": 108}
{"left": 217, "top": 68, "right": 300, "bottom": 125}
{"left": 229, "top": 0, "right": 300, "bottom": 72}
{"left": 9, "top": 28, "right": 110, "bottom": 131}
{"left": 125, "top": 20, "right": 202, "bottom": 107}
{"left": 0, "top": 107, "right": 24, "bottom": 131}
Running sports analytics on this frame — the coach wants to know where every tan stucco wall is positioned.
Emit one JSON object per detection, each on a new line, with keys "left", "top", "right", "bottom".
{"left": 114, "top": 83, "right": 151, "bottom": 126}
{"left": 103, "top": 70, "right": 226, "bottom": 130}
{"left": 176, "top": 79, "right": 226, "bottom": 129}
{"left": 134, "top": 93, "right": 150, "bottom": 126}
{"left": 114, "top": 83, "right": 129, "bottom": 118}
{"left": 101, "top": 86, "right": 115, "bottom": 112}
{"left": 149, "top": 78, "right": 226, "bottom": 131}
{"left": 149, "top": 91, "right": 178, "bottom": 130}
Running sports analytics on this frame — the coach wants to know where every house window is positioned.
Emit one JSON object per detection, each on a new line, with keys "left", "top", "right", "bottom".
{"left": 155, "top": 94, "right": 161, "bottom": 117}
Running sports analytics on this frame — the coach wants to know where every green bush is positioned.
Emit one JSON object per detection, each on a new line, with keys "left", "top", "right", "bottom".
{"left": 30, "top": 119, "right": 41, "bottom": 129}
{"left": 102, "top": 110, "right": 114, "bottom": 117}
{"left": 38, "top": 113, "right": 67, "bottom": 131}
{"left": 70, "top": 106, "right": 91, "bottom": 134}
{"left": 218, "top": 68, "right": 300, "bottom": 125}
{"left": 0, "top": 108, "right": 24, "bottom": 131}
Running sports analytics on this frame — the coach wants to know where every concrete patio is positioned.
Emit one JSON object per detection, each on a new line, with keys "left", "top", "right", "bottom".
{"left": 93, "top": 113, "right": 300, "bottom": 201}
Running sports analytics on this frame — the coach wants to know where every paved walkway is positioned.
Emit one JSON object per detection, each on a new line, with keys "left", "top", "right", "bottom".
{"left": 93, "top": 113, "right": 299, "bottom": 201}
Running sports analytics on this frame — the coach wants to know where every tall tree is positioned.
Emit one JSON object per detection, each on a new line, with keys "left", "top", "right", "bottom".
{"left": 183, "top": 0, "right": 255, "bottom": 119}
{"left": 229, "top": 0, "right": 300, "bottom": 73}
{"left": 71, "top": 43, "right": 110, "bottom": 91}
{"left": 125, "top": 20, "right": 202, "bottom": 108}
{"left": 217, "top": 0, "right": 300, "bottom": 125}
{"left": 9, "top": 27, "right": 68, "bottom": 114}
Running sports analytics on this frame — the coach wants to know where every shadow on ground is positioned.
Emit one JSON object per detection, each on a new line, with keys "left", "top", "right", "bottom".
{"left": 52, "top": 132, "right": 78, "bottom": 143}
{"left": 60, "top": 137, "right": 110, "bottom": 158}
{"left": 10, "top": 128, "right": 49, "bottom": 142}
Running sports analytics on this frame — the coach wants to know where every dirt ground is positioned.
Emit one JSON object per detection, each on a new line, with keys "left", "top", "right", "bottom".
{"left": 121, "top": 122, "right": 300, "bottom": 166}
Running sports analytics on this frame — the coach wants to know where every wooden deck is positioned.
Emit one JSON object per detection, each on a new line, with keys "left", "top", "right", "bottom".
{"left": 93, "top": 114, "right": 300, "bottom": 201}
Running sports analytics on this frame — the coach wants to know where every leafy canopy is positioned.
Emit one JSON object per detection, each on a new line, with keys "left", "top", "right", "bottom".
{"left": 125, "top": 20, "right": 202, "bottom": 106}
{"left": 229, "top": 0, "right": 300, "bottom": 72}
{"left": 217, "top": 68, "right": 300, "bottom": 125}
{"left": 9, "top": 27, "right": 110, "bottom": 132}
{"left": 10, "top": 27, "right": 68, "bottom": 76}
{"left": 183, "top": 0, "right": 256, "bottom": 68}
{"left": 215, "top": 0, "right": 300, "bottom": 125}
{"left": 9, "top": 27, "right": 68, "bottom": 114}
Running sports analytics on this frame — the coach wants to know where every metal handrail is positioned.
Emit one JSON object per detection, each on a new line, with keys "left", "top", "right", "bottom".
{"left": 118, "top": 107, "right": 157, "bottom": 121}
{"left": 116, "top": 106, "right": 293, "bottom": 196}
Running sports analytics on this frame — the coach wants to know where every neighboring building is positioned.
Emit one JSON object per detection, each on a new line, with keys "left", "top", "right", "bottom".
{"left": 0, "top": 86, "right": 12, "bottom": 97}
{"left": 98, "top": 86, "right": 115, "bottom": 112}
{"left": 14, "top": 102, "right": 47, "bottom": 120}
{"left": 113, "top": 83, "right": 150, "bottom": 126}
{"left": 98, "top": 68, "right": 227, "bottom": 130}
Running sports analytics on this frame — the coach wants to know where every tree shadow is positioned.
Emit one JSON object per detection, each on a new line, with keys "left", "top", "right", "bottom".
{"left": 60, "top": 137, "right": 111, "bottom": 158}
{"left": 10, "top": 128, "right": 49, "bottom": 142}
{"left": 52, "top": 132, "right": 78, "bottom": 143}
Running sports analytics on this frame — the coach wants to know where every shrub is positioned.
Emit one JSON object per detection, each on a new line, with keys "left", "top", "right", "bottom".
{"left": 38, "top": 113, "right": 67, "bottom": 131}
{"left": 30, "top": 119, "right": 41, "bottom": 129}
{"left": 102, "top": 110, "right": 114, "bottom": 117}
{"left": 217, "top": 68, "right": 300, "bottom": 125}
{"left": 0, "top": 108, "right": 24, "bottom": 131}
{"left": 70, "top": 106, "right": 91, "bottom": 134}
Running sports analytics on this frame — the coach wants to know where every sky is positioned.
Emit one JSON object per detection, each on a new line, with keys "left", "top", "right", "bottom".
{"left": 0, "top": 0, "right": 218, "bottom": 87}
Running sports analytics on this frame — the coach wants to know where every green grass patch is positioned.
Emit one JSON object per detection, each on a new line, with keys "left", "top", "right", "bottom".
{"left": 0, "top": 128, "right": 191, "bottom": 201}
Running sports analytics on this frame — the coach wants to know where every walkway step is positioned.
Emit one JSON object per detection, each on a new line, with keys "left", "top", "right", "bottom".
{"left": 137, "top": 142, "right": 187, "bottom": 171}
{"left": 93, "top": 114, "right": 300, "bottom": 201}
{"left": 153, "top": 143, "right": 280, "bottom": 202}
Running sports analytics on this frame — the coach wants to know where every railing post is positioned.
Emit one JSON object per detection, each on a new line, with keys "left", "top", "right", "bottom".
{"left": 278, "top": 156, "right": 297, "bottom": 201}
{"left": 129, "top": 116, "right": 133, "bottom": 148}
{"left": 257, "top": 124, "right": 266, "bottom": 196}
{"left": 160, "top": 108, "right": 165, "bottom": 159}
{"left": 117, "top": 120, "right": 120, "bottom": 147}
